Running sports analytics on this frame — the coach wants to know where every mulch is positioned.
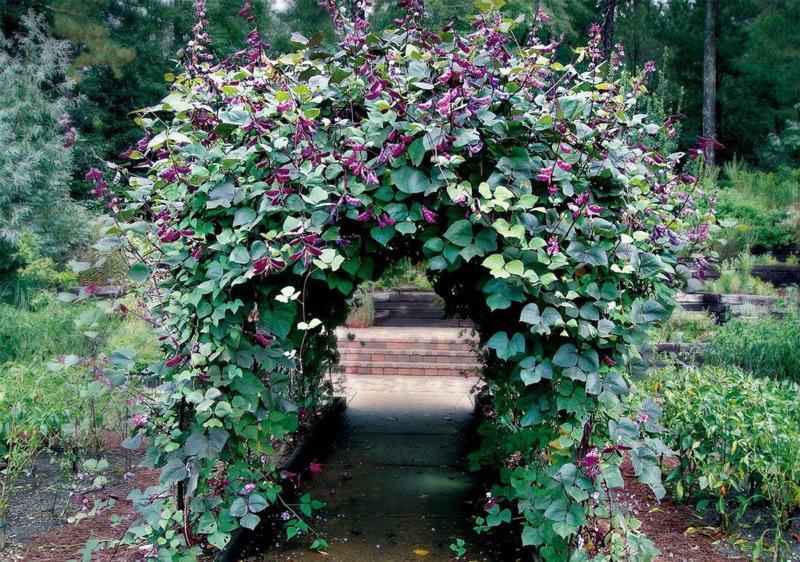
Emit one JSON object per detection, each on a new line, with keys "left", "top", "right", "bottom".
{"left": 2, "top": 432, "right": 158, "bottom": 562}
{"left": 618, "top": 460, "right": 748, "bottom": 561}
{"left": 20, "top": 468, "right": 159, "bottom": 562}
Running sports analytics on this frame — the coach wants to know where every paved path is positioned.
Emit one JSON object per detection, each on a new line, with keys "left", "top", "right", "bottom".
{"left": 245, "top": 375, "right": 513, "bottom": 561}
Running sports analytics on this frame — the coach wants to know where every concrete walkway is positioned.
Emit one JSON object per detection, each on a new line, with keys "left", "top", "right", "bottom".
{"left": 247, "top": 375, "right": 511, "bottom": 561}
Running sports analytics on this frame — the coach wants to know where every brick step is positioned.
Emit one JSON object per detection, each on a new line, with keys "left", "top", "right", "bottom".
{"left": 339, "top": 360, "right": 480, "bottom": 376}
{"left": 372, "top": 291, "right": 441, "bottom": 302}
{"left": 337, "top": 340, "right": 476, "bottom": 352}
{"left": 374, "top": 300, "right": 444, "bottom": 307}
{"left": 374, "top": 310, "right": 450, "bottom": 319}
{"left": 338, "top": 348, "right": 479, "bottom": 364}
{"left": 374, "top": 318, "right": 472, "bottom": 327}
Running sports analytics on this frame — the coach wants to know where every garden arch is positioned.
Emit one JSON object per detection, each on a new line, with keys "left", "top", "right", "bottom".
{"left": 97, "top": 1, "right": 712, "bottom": 559}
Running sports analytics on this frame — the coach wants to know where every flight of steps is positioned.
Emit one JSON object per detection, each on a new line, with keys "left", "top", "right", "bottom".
{"left": 372, "top": 289, "right": 472, "bottom": 328}
{"left": 335, "top": 327, "right": 481, "bottom": 377}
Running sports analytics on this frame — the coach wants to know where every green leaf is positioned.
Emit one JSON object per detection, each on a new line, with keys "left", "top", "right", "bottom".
{"left": 520, "top": 303, "right": 540, "bottom": 325}
{"left": 408, "top": 138, "right": 425, "bottom": 166}
{"left": 239, "top": 513, "right": 260, "bottom": 530}
{"left": 553, "top": 344, "right": 579, "bottom": 368}
{"left": 444, "top": 220, "right": 473, "bottom": 247}
{"left": 392, "top": 166, "right": 431, "bottom": 194}
{"left": 127, "top": 263, "right": 149, "bottom": 283}
{"left": 230, "top": 245, "right": 250, "bottom": 264}
{"left": 230, "top": 497, "right": 248, "bottom": 518}
{"left": 233, "top": 207, "right": 257, "bottom": 227}
{"left": 566, "top": 241, "right": 608, "bottom": 267}
{"left": 487, "top": 293, "right": 511, "bottom": 310}
{"left": 370, "top": 226, "right": 395, "bottom": 246}
{"left": 248, "top": 494, "right": 268, "bottom": 513}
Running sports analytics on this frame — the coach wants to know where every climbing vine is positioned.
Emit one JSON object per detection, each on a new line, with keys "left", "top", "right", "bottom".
{"left": 90, "top": 0, "right": 714, "bottom": 559}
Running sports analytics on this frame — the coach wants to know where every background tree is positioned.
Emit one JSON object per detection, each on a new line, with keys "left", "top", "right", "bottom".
{"left": 702, "top": 0, "right": 717, "bottom": 165}
{"left": 0, "top": 13, "right": 88, "bottom": 276}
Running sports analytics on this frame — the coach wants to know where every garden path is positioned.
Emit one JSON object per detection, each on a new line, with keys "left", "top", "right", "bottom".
{"left": 246, "top": 374, "right": 516, "bottom": 562}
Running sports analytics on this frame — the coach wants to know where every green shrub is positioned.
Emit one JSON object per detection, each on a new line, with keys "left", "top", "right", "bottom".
{"left": 0, "top": 234, "right": 79, "bottom": 305}
{"left": 715, "top": 191, "right": 792, "bottom": 253}
{"left": 712, "top": 161, "right": 800, "bottom": 256}
{"left": 647, "top": 366, "right": 800, "bottom": 554}
{"left": 705, "top": 312, "right": 800, "bottom": 380}
{"left": 750, "top": 252, "right": 800, "bottom": 266}
{"left": 0, "top": 14, "right": 90, "bottom": 271}
{"left": 373, "top": 257, "right": 433, "bottom": 291}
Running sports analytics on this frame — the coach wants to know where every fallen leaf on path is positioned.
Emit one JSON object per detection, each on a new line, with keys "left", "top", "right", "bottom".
{"left": 413, "top": 548, "right": 430, "bottom": 556}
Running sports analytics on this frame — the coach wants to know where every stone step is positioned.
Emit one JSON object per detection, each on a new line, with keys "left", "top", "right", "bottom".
{"left": 374, "top": 317, "right": 471, "bottom": 327}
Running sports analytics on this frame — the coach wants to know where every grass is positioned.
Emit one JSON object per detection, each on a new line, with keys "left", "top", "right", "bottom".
{"left": 705, "top": 311, "right": 800, "bottom": 381}
{"left": 703, "top": 253, "right": 780, "bottom": 295}
{"left": 654, "top": 309, "right": 717, "bottom": 343}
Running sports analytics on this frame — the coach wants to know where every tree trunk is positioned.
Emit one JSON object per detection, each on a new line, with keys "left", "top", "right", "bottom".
{"left": 600, "top": 0, "right": 618, "bottom": 60}
{"left": 703, "top": 0, "right": 717, "bottom": 166}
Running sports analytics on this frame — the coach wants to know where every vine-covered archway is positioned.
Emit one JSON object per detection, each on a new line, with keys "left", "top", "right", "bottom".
{"left": 91, "top": 0, "right": 713, "bottom": 559}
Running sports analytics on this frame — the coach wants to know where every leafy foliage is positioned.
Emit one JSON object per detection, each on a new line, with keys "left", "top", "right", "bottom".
{"left": 653, "top": 309, "right": 716, "bottom": 344}
{"left": 0, "top": 293, "right": 159, "bottom": 548}
{"left": 95, "top": 1, "right": 712, "bottom": 559}
{"left": 703, "top": 252, "right": 780, "bottom": 296}
{"left": 712, "top": 160, "right": 800, "bottom": 256}
{"left": 647, "top": 366, "right": 800, "bottom": 556}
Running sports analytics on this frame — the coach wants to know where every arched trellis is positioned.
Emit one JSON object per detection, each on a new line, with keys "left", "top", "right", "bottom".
{"left": 89, "top": 0, "right": 713, "bottom": 559}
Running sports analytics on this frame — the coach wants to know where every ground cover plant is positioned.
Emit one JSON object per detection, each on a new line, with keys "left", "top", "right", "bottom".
{"left": 85, "top": 0, "right": 715, "bottom": 559}
{"left": 0, "top": 293, "right": 159, "bottom": 550}
{"left": 646, "top": 366, "right": 800, "bottom": 559}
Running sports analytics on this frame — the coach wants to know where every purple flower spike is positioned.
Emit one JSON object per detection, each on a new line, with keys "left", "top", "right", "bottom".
{"left": 85, "top": 168, "right": 104, "bottom": 182}
{"left": 545, "top": 235, "right": 560, "bottom": 256}
{"left": 421, "top": 206, "right": 437, "bottom": 224}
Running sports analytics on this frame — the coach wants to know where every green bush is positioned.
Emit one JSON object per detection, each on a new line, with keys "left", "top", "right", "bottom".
{"left": 0, "top": 15, "right": 90, "bottom": 271}
{"left": 647, "top": 366, "right": 800, "bottom": 554}
{"left": 373, "top": 257, "right": 433, "bottom": 291}
{"left": 705, "top": 312, "right": 800, "bottom": 380}
{"left": 713, "top": 161, "right": 800, "bottom": 257}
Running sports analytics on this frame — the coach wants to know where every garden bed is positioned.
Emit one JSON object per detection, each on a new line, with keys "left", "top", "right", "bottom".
{"left": 0, "top": 397, "right": 346, "bottom": 562}
{"left": 705, "top": 264, "right": 800, "bottom": 287}
{"left": 1, "top": 432, "right": 157, "bottom": 562}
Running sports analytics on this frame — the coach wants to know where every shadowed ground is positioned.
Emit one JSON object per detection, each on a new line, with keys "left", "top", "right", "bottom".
{"left": 244, "top": 375, "right": 517, "bottom": 562}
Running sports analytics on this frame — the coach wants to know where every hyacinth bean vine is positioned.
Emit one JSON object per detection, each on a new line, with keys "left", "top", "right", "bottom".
{"left": 93, "top": 0, "right": 715, "bottom": 559}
